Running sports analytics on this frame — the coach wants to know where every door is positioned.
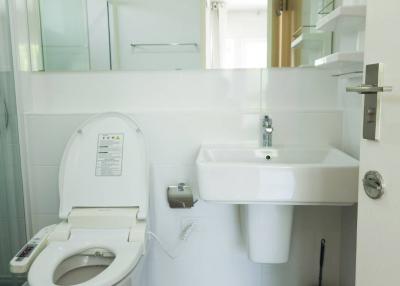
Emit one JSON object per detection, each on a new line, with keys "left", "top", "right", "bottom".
{"left": 355, "top": 0, "right": 400, "bottom": 285}
{"left": 0, "top": 0, "right": 27, "bottom": 285}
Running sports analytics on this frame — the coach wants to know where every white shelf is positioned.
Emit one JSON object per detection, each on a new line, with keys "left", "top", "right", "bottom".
{"left": 291, "top": 33, "right": 326, "bottom": 49}
{"left": 314, "top": 51, "right": 364, "bottom": 74}
{"left": 316, "top": 5, "right": 367, "bottom": 32}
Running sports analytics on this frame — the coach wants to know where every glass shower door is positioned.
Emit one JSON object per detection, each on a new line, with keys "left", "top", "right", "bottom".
{"left": 0, "top": 0, "right": 27, "bottom": 285}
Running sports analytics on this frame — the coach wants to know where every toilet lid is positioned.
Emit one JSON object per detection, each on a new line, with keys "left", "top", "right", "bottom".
{"left": 59, "top": 113, "right": 148, "bottom": 219}
{"left": 28, "top": 238, "right": 143, "bottom": 286}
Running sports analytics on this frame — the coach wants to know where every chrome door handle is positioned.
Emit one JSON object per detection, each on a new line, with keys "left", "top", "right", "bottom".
{"left": 346, "top": 63, "right": 392, "bottom": 141}
{"left": 3, "top": 99, "right": 9, "bottom": 129}
{"left": 346, "top": 84, "right": 393, "bottom": 94}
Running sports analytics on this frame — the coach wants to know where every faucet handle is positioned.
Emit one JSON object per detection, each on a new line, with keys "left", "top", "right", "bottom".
{"left": 263, "top": 115, "right": 272, "bottom": 127}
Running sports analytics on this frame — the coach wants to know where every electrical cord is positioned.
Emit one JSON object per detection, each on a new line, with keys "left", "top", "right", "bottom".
{"left": 146, "top": 222, "right": 197, "bottom": 259}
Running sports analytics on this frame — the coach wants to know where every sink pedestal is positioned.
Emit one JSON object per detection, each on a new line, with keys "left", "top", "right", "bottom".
{"left": 240, "top": 204, "right": 294, "bottom": 263}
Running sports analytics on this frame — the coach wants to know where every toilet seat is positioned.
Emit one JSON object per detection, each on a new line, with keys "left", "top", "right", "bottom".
{"left": 28, "top": 238, "right": 143, "bottom": 286}
{"left": 18, "top": 113, "right": 149, "bottom": 286}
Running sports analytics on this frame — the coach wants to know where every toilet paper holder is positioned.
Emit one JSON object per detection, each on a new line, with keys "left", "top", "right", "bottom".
{"left": 167, "top": 183, "right": 197, "bottom": 209}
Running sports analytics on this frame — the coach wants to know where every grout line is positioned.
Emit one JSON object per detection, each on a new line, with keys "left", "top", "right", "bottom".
{"left": 23, "top": 109, "right": 344, "bottom": 116}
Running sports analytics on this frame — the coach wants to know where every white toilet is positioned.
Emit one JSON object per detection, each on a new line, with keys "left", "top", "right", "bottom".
{"left": 11, "top": 113, "right": 149, "bottom": 286}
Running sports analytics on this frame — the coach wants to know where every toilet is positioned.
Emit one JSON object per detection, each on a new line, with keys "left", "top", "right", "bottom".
{"left": 20, "top": 113, "right": 149, "bottom": 285}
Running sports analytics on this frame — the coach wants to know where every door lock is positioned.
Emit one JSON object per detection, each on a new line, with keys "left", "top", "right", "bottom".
{"left": 363, "top": 171, "right": 384, "bottom": 199}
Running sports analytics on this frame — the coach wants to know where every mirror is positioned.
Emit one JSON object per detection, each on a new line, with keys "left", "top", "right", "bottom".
{"left": 26, "top": 0, "right": 334, "bottom": 71}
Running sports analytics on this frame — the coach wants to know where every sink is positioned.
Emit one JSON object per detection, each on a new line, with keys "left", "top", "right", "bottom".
{"left": 196, "top": 145, "right": 359, "bottom": 205}
{"left": 196, "top": 144, "right": 359, "bottom": 263}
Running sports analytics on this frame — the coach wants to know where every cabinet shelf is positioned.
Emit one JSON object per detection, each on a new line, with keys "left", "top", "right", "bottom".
{"left": 316, "top": 5, "right": 367, "bottom": 32}
{"left": 291, "top": 33, "right": 326, "bottom": 49}
{"left": 314, "top": 51, "right": 364, "bottom": 74}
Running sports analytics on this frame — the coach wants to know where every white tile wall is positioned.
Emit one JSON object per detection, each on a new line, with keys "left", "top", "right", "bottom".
{"left": 22, "top": 68, "right": 355, "bottom": 286}
{"left": 29, "top": 69, "right": 261, "bottom": 113}
{"left": 31, "top": 214, "right": 60, "bottom": 234}
{"left": 260, "top": 111, "right": 342, "bottom": 147}
{"left": 26, "top": 114, "right": 91, "bottom": 165}
{"left": 338, "top": 77, "right": 363, "bottom": 159}
{"left": 262, "top": 68, "right": 340, "bottom": 111}
{"left": 30, "top": 165, "right": 59, "bottom": 214}
{"left": 147, "top": 165, "right": 263, "bottom": 286}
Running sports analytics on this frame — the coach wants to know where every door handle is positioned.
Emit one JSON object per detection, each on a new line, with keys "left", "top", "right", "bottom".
{"left": 346, "top": 84, "right": 393, "bottom": 94}
{"left": 345, "top": 63, "right": 392, "bottom": 141}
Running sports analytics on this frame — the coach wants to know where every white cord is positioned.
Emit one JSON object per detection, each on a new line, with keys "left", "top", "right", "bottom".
{"left": 147, "top": 231, "right": 178, "bottom": 259}
{"left": 147, "top": 222, "right": 197, "bottom": 259}
{"left": 180, "top": 222, "right": 196, "bottom": 241}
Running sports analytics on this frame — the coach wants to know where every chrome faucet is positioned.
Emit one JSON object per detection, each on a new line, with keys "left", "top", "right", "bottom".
{"left": 262, "top": 115, "right": 273, "bottom": 147}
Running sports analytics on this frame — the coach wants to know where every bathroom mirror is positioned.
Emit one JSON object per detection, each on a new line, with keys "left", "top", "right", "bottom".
{"left": 26, "top": 0, "right": 333, "bottom": 71}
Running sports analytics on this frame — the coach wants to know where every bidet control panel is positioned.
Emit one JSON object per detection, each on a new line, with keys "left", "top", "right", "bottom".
{"left": 10, "top": 225, "right": 55, "bottom": 274}
{"left": 16, "top": 244, "right": 37, "bottom": 260}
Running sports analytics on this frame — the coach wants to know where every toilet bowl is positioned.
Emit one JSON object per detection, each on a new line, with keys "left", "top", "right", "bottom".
{"left": 11, "top": 113, "right": 149, "bottom": 286}
{"left": 29, "top": 228, "right": 145, "bottom": 286}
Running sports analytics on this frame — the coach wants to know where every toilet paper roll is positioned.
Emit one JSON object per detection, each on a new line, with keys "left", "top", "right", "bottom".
{"left": 167, "top": 183, "right": 196, "bottom": 208}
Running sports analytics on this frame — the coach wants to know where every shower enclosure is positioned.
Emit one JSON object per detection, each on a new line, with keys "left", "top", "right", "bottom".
{"left": 0, "top": 0, "right": 28, "bottom": 285}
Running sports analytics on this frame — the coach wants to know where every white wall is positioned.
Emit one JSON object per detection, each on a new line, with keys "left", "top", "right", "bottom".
{"left": 18, "top": 67, "right": 360, "bottom": 286}
{"left": 339, "top": 77, "right": 363, "bottom": 159}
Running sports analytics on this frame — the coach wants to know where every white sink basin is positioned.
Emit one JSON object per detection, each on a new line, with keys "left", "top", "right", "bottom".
{"left": 196, "top": 145, "right": 359, "bottom": 205}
